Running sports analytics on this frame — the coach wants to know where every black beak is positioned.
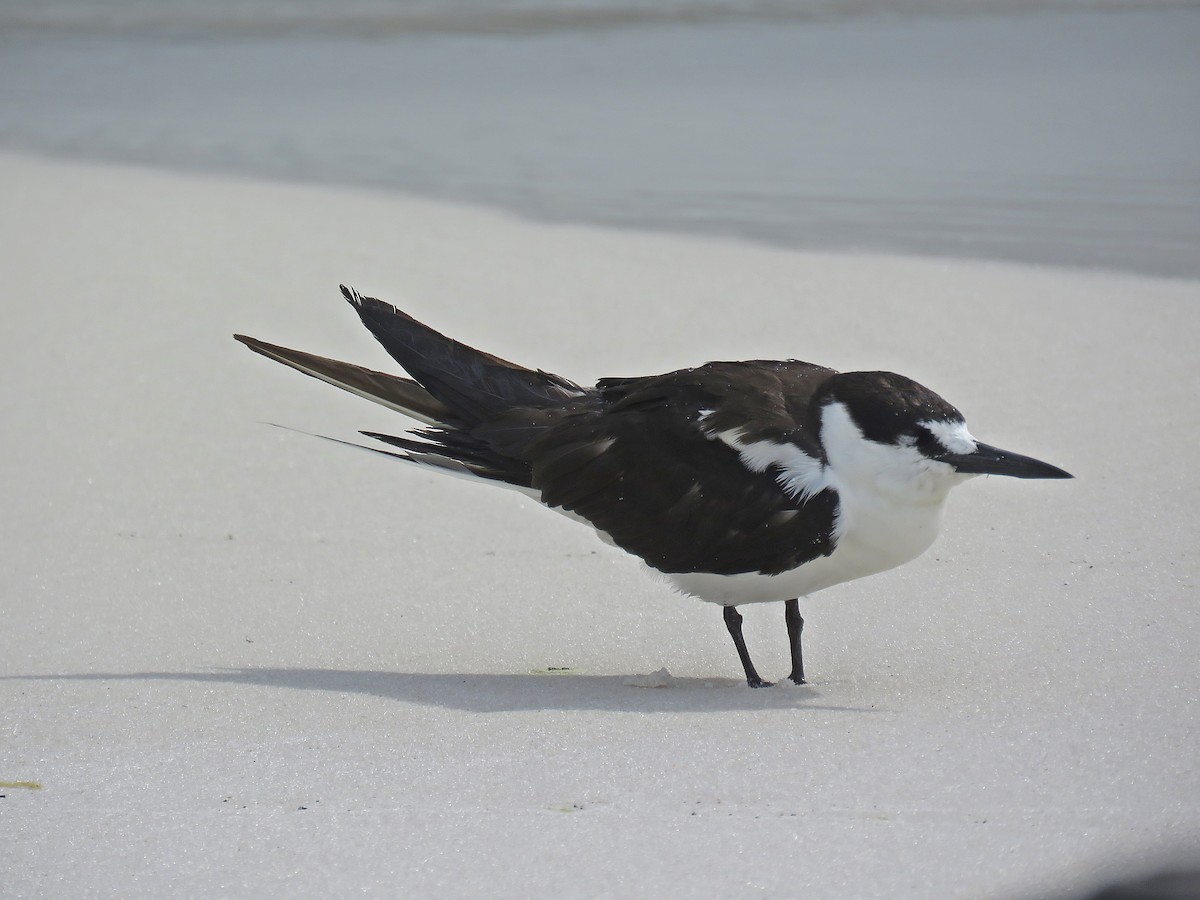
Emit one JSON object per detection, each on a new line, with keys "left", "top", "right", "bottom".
{"left": 939, "top": 442, "right": 1073, "bottom": 479}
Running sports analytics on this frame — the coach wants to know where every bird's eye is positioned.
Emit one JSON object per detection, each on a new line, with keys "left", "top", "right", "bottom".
{"left": 915, "top": 428, "right": 942, "bottom": 456}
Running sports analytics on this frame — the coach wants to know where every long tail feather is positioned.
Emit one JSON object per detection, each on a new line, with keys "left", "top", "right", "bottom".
{"left": 234, "top": 288, "right": 582, "bottom": 496}
{"left": 341, "top": 285, "right": 585, "bottom": 425}
{"left": 265, "top": 423, "right": 538, "bottom": 496}
{"left": 233, "top": 334, "right": 451, "bottom": 425}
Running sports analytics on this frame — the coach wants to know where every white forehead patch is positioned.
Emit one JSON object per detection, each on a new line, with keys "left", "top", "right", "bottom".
{"left": 921, "top": 418, "right": 977, "bottom": 455}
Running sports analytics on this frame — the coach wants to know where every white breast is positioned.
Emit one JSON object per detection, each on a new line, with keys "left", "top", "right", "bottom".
{"left": 663, "top": 491, "right": 947, "bottom": 605}
{"left": 666, "top": 401, "right": 967, "bottom": 605}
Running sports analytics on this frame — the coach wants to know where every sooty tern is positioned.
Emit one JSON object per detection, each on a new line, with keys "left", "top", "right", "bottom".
{"left": 235, "top": 286, "right": 1072, "bottom": 687}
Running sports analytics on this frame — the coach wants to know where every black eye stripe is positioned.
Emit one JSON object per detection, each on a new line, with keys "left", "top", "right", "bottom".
{"left": 916, "top": 428, "right": 942, "bottom": 454}
{"left": 821, "top": 372, "right": 964, "bottom": 446}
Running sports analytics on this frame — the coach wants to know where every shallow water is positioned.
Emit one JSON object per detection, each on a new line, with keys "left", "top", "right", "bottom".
{"left": 2, "top": 4, "right": 1197, "bottom": 277}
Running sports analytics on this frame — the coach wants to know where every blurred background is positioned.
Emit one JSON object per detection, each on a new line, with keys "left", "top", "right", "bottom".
{"left": 1, "top": 0, "right": 1197, "bottom": 278}
{"left": 2, "top": 7, "right": 1198, "bottom": 899}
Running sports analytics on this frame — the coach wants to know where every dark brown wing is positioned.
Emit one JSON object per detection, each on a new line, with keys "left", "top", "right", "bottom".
{"left": 480, "top": 361, "right": 840, "bottom": 576}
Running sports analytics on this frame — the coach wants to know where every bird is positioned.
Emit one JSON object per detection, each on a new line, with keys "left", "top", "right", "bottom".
{"left": 234, "top": 285, "right": 1072, "bottom": 688}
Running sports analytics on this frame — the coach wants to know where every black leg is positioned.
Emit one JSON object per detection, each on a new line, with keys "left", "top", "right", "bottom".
{"left": 785, "top": 598, "right": 806, "bottom": 685}
{"left": 723, "top": 605, "right": 772, "bottom": 688}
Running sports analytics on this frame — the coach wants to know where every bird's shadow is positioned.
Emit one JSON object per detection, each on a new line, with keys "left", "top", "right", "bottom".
{"left": 3, "top": 667, "right": 877, "bottom": 713}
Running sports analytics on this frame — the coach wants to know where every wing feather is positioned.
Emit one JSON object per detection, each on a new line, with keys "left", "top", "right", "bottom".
{"left": 512, "top": 361, "right": 841, "bottom": 575}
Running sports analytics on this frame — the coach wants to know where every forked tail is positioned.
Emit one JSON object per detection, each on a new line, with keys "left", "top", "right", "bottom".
{"left": 341, "top": 285, "right": 585, "bottom": 426}
{"left": 234, "top": 286, "right": 585, "bottom": 491}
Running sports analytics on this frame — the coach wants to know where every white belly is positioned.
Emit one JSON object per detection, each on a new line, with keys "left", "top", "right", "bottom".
{"left": 663, "top": 488, "right": 950, "bottom": 605}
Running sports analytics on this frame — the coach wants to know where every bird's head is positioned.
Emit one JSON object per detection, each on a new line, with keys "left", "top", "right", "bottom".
{"left": 817, "top": 371, "right": 1072, "bottom": 500}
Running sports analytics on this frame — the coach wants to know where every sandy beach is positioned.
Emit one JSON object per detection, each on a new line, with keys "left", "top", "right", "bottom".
{"left": 1, "top": 151, "right": 1198, "bottom": 898}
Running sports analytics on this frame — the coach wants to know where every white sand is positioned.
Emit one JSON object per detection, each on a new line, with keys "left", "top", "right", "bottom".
{"left": 1, "top": 152, "right": 1197, "bottom": 898}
